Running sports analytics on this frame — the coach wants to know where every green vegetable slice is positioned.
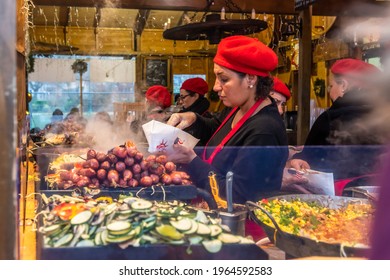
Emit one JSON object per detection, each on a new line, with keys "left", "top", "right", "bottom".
{"left": 131, "top": 199, "right": 153, "bottom": 210}
{"left": 202, "top": 239, "right": 223, "bottom": 253}
{"left": 70, "top": 211, "right": 93, "bottom": 225}
{"left": 76, "top": 239, "right": 95, "bottom": 247}
{"left": 182, "top": 220, "right": 199, "bottom": 235}
{"left": 40, "top": 224, "right": 61, "bottom": 235}
{"left": 53, "top": 233, "right": 73, "bottom": 248}
{"left": 170, "top": 218, "right": 192, "bottom": 232}
{"left": 209, "top": 225, "right": 223, "bottom": 237}
{"left": 218, "top": 233, "right": 241, "bottom": 244}
{"left": 107, "top": 221, "right": 132, "bottom": 235}
{"left": 155, "top": 224, "right": 184, "bottom": 240}
{"left": 196, "top": 223, "right": 211, "bottom": 235}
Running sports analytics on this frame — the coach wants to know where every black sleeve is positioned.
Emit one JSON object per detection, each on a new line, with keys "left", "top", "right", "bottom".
{"left": 184, "top": 107, "right": 232, "bottom": 142}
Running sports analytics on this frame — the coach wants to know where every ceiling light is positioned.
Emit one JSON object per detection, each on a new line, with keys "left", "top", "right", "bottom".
{"left": 163, "top": 13, "right": 267, "bottom": 44}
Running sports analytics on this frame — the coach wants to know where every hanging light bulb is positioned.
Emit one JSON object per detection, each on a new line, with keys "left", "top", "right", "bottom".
{"left": 221, "top": 7, "right": 226, "bottom": 20}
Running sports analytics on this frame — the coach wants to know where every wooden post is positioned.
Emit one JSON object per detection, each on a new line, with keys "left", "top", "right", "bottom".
{"left": 79, "top": 73, "right": 83, "bottom": 117}
{"left": 0, "top": 0, "right": 17, "bottom": 260}
{"left": 297, "top": 6, "right": 312, "bottom": 145}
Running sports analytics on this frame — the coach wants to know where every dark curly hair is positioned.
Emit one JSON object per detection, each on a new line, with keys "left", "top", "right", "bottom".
{"left": 236, "top": 71, "right": 274, "bottom": 101}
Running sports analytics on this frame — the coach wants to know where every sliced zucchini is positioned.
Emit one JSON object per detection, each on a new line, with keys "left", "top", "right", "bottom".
{"left": 141, "top": 235, "right": 158, "bottom": 244}
{"left": 238, "top": 236, "right": 255, "bottom": 244}
{"left": 182, "top": 219, "right": 199, "bottom": 235}
{"left": 170, "top": 218, "right": 192, "bottom": 232}
{"left": 196, "top": 222, "right": 211, "bottom": 235}
{"left": 70, "top": 210, "right": 93, "bottom": 225}
{"left": 104, "top": 203, "right": 118, "bottom": 216}
{"left": 188, "top": 236, "right": 203, "bottom": 245}
{"left": 194, "top": 210, "right": 209, "bottom": 224}
{"left": 100, "top": 229, "right": 109, "bottom": 245}
{"left": 107, "top": 221, "right": 132, "bottom": 235}
{"left": 218, "top": 233, "right": 241, "bottom": 244}
{"left": 202, "top": 239, "right": 223, "bottom": 253}
{"left": 40, "top": 224, "right": 61, "bottom": 235}
{"left": 94, "top": 231, "right": 102, "bottom": 246}
{"left": 155, "top": 224, "right": 184, "bottom": 241}
{"left": 76, "top": 239, "right": 95, "bottom": 247}
{"left": 168, "top": 239, "right": 186, "bottom": 245}
{"left": 53, "top": 233, "right": 74, "bottom": 248}
{"left": 131, "top": 199, "right": 153, "bottom": 211}
{"left": 209, "top": 225, "right": 223, "bottom": 237}
{"left": 106, "top": 232, "right": 135, "bottom": 244}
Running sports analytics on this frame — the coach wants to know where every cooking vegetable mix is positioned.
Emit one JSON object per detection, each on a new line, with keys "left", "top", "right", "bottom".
{"left": 254, "top": 198, "right": 374, "bottom": 247}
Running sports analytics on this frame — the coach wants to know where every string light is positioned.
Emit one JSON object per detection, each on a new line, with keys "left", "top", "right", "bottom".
{"left": 221, "top": 7, "right": 226, "bottom": 20}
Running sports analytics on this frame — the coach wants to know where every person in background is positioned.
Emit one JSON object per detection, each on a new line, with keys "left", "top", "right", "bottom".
{"left": 51, "top": 108, "right": 63, "bottom": 123}
{"left": 129, "top": 85, "right": 172, "bottom": 138}
{"left": 286, "top": 58, "right": 384, "bottom": 194}
{"left": 178, "top": 77, "right": 212, "bottom": 118}
{"left": 269, "top": 77, "right": 291, "bottom": 116}
{"left": 145, "top": 85, "right": 172, "bottom": 122}
{"left": 42, "top": 108, "right": 65, "bottom": 134}
{"left": 93, "top": 111, "right": 113, "bottom": 126}
{"left": 166, "top": 35, "right": 288, "bottom": 205}
{"left": 64, "top": 107, "right": 88, "bottom": 126}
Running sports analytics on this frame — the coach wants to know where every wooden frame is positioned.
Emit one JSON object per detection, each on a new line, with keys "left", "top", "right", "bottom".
{"left": 143, "top": 56, "right": 170, "bottom": 89}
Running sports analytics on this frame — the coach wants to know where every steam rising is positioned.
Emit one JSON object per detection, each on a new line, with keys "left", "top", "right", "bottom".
{"left": 322, "top": 2, "right": 390, "bottom": 145}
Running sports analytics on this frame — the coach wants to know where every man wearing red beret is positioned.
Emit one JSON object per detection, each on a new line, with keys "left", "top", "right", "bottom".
{"left": 270, "top": 77, "right": 291, "bottom": 116}
{"left": 178, "top": 77, "right": 212, "bottom": 117}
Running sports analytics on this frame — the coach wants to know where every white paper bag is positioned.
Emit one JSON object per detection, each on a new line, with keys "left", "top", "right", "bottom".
{"left": 304, "top": 169, "right": 335, "bottom": 195}
{"left": 284, "top": 168, "right": 335, "bottom": 195}
{"left": 142, "top": 120, "right": 199, "bottom": 154}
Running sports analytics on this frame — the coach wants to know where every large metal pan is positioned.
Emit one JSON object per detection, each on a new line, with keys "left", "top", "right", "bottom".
{"left": 246, "top": 194, "right": 373, "bottom": 258}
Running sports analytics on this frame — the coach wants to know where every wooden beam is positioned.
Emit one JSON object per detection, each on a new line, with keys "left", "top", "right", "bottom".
{"left": 32, "top": 0, "right": 297, "bottom": 14}
{"left": 31, "top": 0, "right": 390, "bottom": 17}
{"left": 0, "top": 0, "right": 17, "bottom": 260}
{"left": 134, "top": 9, "right": 150, "bottom": 35}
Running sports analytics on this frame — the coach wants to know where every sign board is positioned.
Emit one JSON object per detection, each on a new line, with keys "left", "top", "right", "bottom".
{"left": 295, "top": 0, "right": 316, "bottom": 10}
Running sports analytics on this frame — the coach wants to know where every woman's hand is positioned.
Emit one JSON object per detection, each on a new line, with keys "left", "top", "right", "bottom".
{"left": 287, "top": 159, "right": 311, "bottom": 171}
{"left": 167, "top": 112, "right": 197, "bottom": 130}
{"left": 166, "top": 143, "right": 197, "bottom": 164}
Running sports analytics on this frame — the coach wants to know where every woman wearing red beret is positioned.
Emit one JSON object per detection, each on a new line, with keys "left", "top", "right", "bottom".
{"left": 178, "top": 77, "right": 212, "bottom": 118}
{"left": 288, "top": 58, "right": 385, "bottom": 192}
{"left": 129, "top": 85, "right": 172, "bottom": 136}
{"left": 145, "top": 85, "right": 172, "bottom": 122}
{"left": 167, "top": 35, "right": 289, "bottom": 204}
{"left": 270, "top": 77, "right": 291, "bottom": 116}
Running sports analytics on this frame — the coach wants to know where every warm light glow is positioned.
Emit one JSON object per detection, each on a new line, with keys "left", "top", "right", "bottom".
{"left": 221, "top": 7, "right": 225, "bottom": 20}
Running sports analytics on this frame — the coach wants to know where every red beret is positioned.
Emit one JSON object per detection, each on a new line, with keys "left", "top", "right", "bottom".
{"left": 272, "top": 77, "right": 291, "bottom": 100}
{"left": 180, "top": 77, "right": 209, "bottom": 96}
{"left": 145, "top": 85, "right": 171, "bottom": 109}
{"left": 331, "top": 58, "right": 381, "bottom": 78}
{"left": 213, "top": 35, "right": 278, "bottom": 77}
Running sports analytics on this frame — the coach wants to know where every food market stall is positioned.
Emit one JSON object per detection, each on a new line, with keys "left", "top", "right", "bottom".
{"left": 7, "top": 1, "right": 390, "bottom": 258}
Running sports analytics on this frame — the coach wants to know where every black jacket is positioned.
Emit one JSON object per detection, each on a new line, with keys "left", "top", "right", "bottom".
{"left": 294, "top": 89, "right": 385, "bottom": 179}
{"left": 185, "top": 100, "right": 289, "bottom": 204}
